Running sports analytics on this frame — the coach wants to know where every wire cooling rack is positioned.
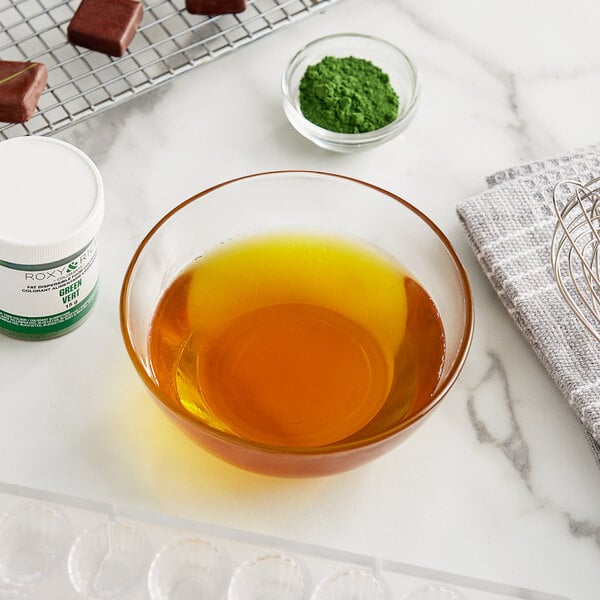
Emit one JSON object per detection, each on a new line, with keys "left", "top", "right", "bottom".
{"left": 0, "top": 0, "right": 342, "bottom": 140}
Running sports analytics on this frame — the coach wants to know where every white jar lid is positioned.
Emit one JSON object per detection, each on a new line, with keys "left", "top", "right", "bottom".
{"left": 0, "top": 136, "right": 104, "bottom": 265}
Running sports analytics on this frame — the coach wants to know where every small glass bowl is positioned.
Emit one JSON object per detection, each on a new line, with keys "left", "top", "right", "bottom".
{"left": 282, "top": 33, "right": 420, "bottom": 152}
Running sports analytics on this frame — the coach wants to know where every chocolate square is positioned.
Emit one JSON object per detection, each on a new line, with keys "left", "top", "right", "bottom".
{"left": 0, "top": 61, "right": 48, "bottom": 123}
{"left": 186, "top": 0, "right": 246, "bottom": 15}
{"left": 68, "top": 0, "right": 143, "bottom": 57}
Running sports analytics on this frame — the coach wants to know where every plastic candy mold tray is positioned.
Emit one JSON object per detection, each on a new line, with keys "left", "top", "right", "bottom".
{"left": 0, "top": 482, "right": 567, "bottom": 600}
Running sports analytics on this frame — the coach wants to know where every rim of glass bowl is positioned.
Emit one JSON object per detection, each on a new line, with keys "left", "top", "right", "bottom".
{"left": 119, "top": 171, "right": 473, "bottom": 456}
{"left": 281, "top": 33, "right": 421, "bottom": 146}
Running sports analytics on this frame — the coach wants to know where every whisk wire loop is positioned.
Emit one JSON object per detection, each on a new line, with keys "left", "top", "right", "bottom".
{"left": 551, "top": 177, "right": 600, "bottom": 342}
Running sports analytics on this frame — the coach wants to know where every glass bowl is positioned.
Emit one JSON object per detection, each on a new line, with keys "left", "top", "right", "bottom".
{"left": 282, "top": 33, "right": 420, "bottom": 152}
{"left": 120, "top": 171, "right": 473, "bottom": 477}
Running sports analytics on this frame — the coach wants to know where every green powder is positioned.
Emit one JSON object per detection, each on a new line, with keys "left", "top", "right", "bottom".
{"left": 298, "top": 55, "right": 399, "bottom": 134}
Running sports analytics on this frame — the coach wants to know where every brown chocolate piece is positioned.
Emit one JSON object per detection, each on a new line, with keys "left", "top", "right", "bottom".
{"left": 0, "top": 61, "right": 47, "bottom": 123}
{"left": 186, "top": 0, "right": 246, "bottom": 15}
{"left": 68, "top": 0, "right": 143, "bottom": 57}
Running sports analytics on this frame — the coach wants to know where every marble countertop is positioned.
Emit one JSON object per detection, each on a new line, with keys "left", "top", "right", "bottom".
{"left": 1, "top": 0, "right": 600, "bottom": 598}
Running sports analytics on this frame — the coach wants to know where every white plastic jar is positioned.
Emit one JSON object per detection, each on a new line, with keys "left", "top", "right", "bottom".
{"left": 0, "top": 136, "right": 104, "bottom": 340}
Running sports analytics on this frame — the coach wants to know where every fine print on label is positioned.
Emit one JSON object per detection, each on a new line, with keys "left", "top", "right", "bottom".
{"left": 0, "top": 240, "right": 99, "bottom": 338}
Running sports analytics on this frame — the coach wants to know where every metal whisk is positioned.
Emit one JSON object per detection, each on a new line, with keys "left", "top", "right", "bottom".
{"left": 551, "top": 176, "right": 600, "bottom": 342}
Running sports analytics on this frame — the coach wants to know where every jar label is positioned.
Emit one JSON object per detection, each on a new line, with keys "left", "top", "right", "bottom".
{"left": 0, "top": 239, "right": 99, "bottom": 338}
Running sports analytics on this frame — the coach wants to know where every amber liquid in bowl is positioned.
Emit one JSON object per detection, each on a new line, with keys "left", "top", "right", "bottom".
{"left": 148, "top": 233, "right": 445, "bottom": 448}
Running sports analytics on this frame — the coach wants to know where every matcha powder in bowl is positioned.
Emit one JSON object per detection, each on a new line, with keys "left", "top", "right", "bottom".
{"left": 299, "top": 55, "right": 399, "bottom": 134}
{"left": 282, "top": 34, "right": 420, "bottom": 152}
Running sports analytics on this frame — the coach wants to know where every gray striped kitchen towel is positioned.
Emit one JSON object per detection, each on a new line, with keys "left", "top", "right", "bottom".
{"left": 456, "top": 144, "right": 600, "bottom": 465}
